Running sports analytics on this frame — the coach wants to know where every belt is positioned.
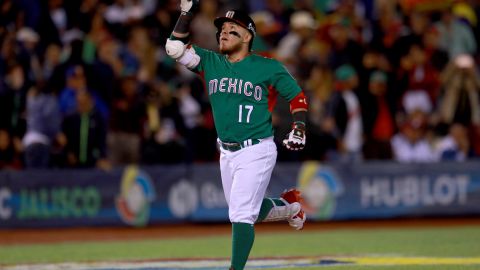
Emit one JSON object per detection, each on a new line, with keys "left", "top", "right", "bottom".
{"left": 219, "top": 139, "right": 261, "bottom": 152}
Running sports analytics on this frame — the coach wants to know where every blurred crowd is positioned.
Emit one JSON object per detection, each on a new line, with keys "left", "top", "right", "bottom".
{"left": 0, "top": 0, "right": 479, "bottom": 170}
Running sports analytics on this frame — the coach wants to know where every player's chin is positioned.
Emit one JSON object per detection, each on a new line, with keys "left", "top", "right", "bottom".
{"left": 219, "top": 46, "right": 231, "bottom": 54}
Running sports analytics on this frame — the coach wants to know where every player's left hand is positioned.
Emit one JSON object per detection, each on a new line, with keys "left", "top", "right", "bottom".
{"left": 283, "top": 122, "right": 306, "bottom": 151}
{"left": 180, "top": 0, "right": 200, "bottom": 13}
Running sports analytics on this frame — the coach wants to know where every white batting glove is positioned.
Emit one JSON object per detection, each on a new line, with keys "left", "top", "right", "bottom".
{"left": 283, "top": 122, "right": 306, "bottom": 151}
{"left": 180, "top": 0, "right": 200, "bottom": 13}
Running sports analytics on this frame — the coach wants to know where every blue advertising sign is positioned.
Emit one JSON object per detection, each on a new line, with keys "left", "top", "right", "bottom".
{"left": 297, "top": 161, "right": 480, "bottom": 220}
{"left": 0, "top": 161, "right": 479, "bottom": 228}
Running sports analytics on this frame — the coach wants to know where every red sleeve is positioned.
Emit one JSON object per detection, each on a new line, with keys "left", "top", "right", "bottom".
{"left": 289, "top": 91, "right": 308, "bottom": 112}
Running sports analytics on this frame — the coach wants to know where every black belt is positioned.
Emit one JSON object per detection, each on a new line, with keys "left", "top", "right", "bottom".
{"left": 219, "top": 139, "right": 261, "bottom": 152}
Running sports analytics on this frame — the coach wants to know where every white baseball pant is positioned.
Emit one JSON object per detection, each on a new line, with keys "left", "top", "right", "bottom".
{"left": 219, "top": 137, "right": 277, "bottom": 224}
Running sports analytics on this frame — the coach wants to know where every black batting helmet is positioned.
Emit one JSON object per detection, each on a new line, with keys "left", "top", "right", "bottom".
{"left": 214, "top": 10, "right": 256, "bottom": 51}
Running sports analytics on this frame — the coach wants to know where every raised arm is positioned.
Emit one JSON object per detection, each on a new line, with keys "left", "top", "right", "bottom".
{"left": 165, "top": 0, "right": 200, "bottom": 69}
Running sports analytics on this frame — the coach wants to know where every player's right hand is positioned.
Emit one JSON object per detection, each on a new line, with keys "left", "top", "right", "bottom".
{"left": 180, "top": 0, "right": 200, "bottom": 13}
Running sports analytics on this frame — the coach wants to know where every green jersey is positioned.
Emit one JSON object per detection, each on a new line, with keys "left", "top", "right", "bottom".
{"left": 192, "top": 45, "right": 302, "bottom": 143}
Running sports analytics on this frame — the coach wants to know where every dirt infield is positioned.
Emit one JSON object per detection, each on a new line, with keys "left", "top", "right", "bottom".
{"left": 1, "top": 217, "right": 479, "bottom": 245}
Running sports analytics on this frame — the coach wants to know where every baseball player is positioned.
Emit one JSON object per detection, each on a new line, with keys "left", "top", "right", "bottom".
{"left": 166, "top": 1, "right": 308, "bottom": 269}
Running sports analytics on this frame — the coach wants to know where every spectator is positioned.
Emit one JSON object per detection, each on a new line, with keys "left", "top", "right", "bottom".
{"left": 0, "top": 63, "right": 28, "bottom": 139}
{"left": 358, "top": 48, "right": 392, "bottom": 99}
{"left": 41, "top": 44, "right": 62, "bottom": 84}
{"left": 104, "top": 0, "right": 130, "bottom": 33}
{"left": 435, "top": 5, "right": 477, "bottom": 58}
{"left": 250, "top": 11, "right": 282, "bottom": 52}
{"left": 276, "top": 11, "right": 317, "bottom": 67}
{"left": 126, "top": 26, "right": 157, "bottom": 81}
{"left": 141, "top": 81, "right": 187, "bottom": 164}
{"left": 191, "top": 0, "right": 220, "bottom": 51}
{"left": 362, "top": 70, "right": 395, "bottom": 160}
{"left": 48, "top": 0, "right": 67, "bottom": 37}
{"left": 326, "top": 17, "right": 364, "bottom": 71}
{"left": 325, "top": 64, "right": 363, "bottom": 162}
{"left": 302, "top": 65, "right": 337, "bottom": 161}
{"left": 405, "top": 43, "right": 440, "bottom": 102}
{"left": 104, "top": 0, "right": 146, "bottom": 39}
{"left": 58, "top": 65, "right": 109, "bottom": 119}
{"left": 125, "top": 0, "right": 147, "bottom": 23}
{"left": 434, "top": 123, "right": 470, "bottom": 161}
{"left": 398, "top": 44, "right": 440, "bottom": 115}
{"left": 391, "top": 11, "right": 430, "bottom": 67}
{"left": 61, "top": 90, "right": 110, "bottom": 169}
{"left": 82, "top": 8, "right": 112, "bottom": 65}
{"left": 91, "top": 40, "right": 121, "bottom": 103}
{"left": 22, "top": 87, "right": 63, "bottom": 168}
{"left": 391, "top": 110, "right": 435, "bottom": 163}
{"left": 47, "top": 38, "right": 88, "bottom": 94}
{"left": 107, "top": 76, "right": 145, "bottom": 166}
{"left": 176, "top": 82, "right": 202, "bottom": 162}
{"left": 370, "top": 3, "right": 403, "bottom": 64}
{"left": 262, "top": 0, "right": 292, "bottom": 44}
{"left": 16, "top": 27, "right": 42, "bottom": 83}
{"left": 71, "top": 0, "right": 100, "bottom": 33}
{"left": 437, "top": 54, "right": 480, "bottom": 127}
{"left": 422, "top": 26, "right": 449, "bottom": 72}
{"left": 327, "top": 0, "right": 367, "bottom": 43}
{"left": 143, "top": 0, "right": 180, "bottom": 46}
{"left": 37, "top": 0, "right": 66, "bottom": 49}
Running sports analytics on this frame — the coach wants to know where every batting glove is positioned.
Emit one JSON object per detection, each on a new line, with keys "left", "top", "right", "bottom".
{"left": 180, "top": 0, "right": 200, "bottom": 13}
{"left": 283, "top": 122, "right": 306, "bottom": 151}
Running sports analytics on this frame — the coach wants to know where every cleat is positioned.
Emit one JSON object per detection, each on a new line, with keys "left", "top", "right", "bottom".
{"left": 280, "top": 188, "right": 306, "bottom": 230}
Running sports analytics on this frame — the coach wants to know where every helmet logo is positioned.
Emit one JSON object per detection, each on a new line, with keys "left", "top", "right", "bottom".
{"left": 226, "top": 11, "right": 235, "bottom": 18}
{"left": 248, "top": 23, "right": 255, "bottom": 34}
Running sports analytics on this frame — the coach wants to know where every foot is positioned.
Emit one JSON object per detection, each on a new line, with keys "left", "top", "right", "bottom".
{"left": 280, "top": 188, "right": 306, "bottom": 230}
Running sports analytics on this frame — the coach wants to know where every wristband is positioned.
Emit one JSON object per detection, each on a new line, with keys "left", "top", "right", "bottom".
{"left": 173, "top": 11, "right": 194, "bottom": 36}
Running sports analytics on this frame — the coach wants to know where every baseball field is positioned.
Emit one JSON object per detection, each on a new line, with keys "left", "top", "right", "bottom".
{"left": 1, "top": 218, "right": 479, "bottom": 270}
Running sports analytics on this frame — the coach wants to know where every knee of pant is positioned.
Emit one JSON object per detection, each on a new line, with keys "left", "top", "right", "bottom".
{"left": 229, "top": 213, "right": 256, "bottom": 225}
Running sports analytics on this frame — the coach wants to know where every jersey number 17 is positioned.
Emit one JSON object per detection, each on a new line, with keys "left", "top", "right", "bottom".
{"left": 238, "top": 105, "right": 253, "bottom": 123}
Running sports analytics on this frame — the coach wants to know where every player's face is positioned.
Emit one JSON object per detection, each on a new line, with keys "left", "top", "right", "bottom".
{"left": 219, "top": 22, "right": 250, "bottom": 54}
